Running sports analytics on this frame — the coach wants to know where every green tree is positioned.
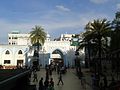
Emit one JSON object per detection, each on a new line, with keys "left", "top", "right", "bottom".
{"left": 29, "top": 25, "right": 47, "bottom": 70}
{"left": 110, "top": 11, "right": 120, "bottom": 51}
{"left": 83, "top": 19, "right": 112, "bottom": 73}
{"left": 110, "top": 11, "right": 120, "bottom": 74}
{"left": 30, "top": 25, "right": 47, "bottom": 48}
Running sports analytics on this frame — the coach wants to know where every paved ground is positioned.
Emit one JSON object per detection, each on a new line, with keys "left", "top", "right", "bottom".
{"left": 30, "top": 68, "right": 92, "bottom": 90}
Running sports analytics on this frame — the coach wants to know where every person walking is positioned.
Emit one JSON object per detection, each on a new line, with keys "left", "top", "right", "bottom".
{"left": 57, "top": 64, "right": 60, "bottom": 74}
{"left": 33, "top": 70, "right": 38, "bottom": 82}
{"left": 44, "top": 78, "right": 49, "bottom": 90}
{"left": 49, "top": 68, "right": 52, "bottom": 77}
{"left": 57, "top": 72, "right": 64, "bottom": 85}
{"left": 39, "top": 77, "right": 44, "bottom": 90}
{"left": 48, "top": 78, "right": 54, "bottom": 90}
{"left": 45, "top": 70, "right": 49, "bottom": 80}
{"left": 81, "top": 74, "right": 86, "bottom": 89}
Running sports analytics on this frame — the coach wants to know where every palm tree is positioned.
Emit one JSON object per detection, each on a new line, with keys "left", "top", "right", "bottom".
{"left": 29, "top": 25, "right": 47, "bottom": 70}
{"left": 83, "top": 19, "right": 112, "bottom": 73}
{"left": 30, "top": 25, "right": 47, "bottom": 48}
{"left": 77, "top": 28, "right": 98, "bottom": 69}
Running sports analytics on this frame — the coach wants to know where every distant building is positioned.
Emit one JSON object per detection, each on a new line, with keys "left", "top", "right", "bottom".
{"left": 8, "top": 31, "right": 31, "bottom": 45}
{"left": 60, "top": 34, "right": 75, "bottom": 41}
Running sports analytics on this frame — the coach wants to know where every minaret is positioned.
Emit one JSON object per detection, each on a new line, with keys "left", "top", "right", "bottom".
{"left": 46, "top": 32, "right": 51, "bottom": 41}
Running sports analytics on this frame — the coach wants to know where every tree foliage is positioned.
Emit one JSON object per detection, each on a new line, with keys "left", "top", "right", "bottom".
{"left": 29, "top": 25, "right": 47, "bottom": 45}
{"left": 110, "top": 11, "right": 120, "bottom": 51}
{"left": 82, "top": 19, "right": 112, "bottom": 57}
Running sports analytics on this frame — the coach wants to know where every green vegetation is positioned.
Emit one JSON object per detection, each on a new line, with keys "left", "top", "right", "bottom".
{"left": 29, "top": 25, "right": 47, "bottom": 48}
{"left": 76, "top": 11, "right": 120, "bottom": 74}
{"left": 110, "top": 12, "right": 120, "bottom": 51}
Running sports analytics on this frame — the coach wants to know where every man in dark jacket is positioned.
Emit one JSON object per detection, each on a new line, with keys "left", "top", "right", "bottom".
{"left": 39, "top": 77, "right": 44, "bottom": 90}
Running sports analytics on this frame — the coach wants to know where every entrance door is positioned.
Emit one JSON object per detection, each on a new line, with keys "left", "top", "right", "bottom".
{"left": 17, "top": 60, "right": 23, "bottom": 67}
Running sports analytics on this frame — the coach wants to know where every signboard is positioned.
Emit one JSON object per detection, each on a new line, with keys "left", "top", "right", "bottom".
{"left": 70, "top": 38, "right": 79, "bottom": 46}
{"left": 71, "top": 41, "right": 79, "bottom": 46}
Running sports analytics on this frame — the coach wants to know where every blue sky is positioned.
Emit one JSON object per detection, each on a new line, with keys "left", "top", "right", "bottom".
{"left": 0, "top": 0, "right": 120, "bottom": 44}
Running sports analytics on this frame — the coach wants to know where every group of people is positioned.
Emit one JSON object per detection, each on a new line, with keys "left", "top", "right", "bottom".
{"left": 45, "top": 64, "right": 64, "bottom": 85}
{"left": 38, "top": 63, "right": 64, "bottom": 90}
{"left": 39, "top": 77, "right": 54, "bottom": 90}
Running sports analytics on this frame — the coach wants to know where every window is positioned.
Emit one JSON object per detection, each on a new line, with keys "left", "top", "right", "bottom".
{"left": 14, "top": 37, "right": 18, "bottom": 39}
{"left": 9, "top": 42, "right": 11, "bottom": 45}
{"left": 5, "top": 50, "right": 10, "bottom": 54}
{"left": 18, "top": 50, "right": 22, "bottom": 54}
{"left": 9, "top": 37, "right": 11, "bottom": 39}
{"left": 12, "top": 37, "right": 17, "bottom": 39}
{"left": 4, "top": 60, "right": 11, "bottom": 64}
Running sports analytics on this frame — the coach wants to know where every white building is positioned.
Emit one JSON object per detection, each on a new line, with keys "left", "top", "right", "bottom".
{"left": 8, "top": 31, "right": 31, "bottom": 45}
{"left": 0, "top": 45, "right": 29, "bottom": 69}
{"left": 0, "top": 31, "right": 84, "bottom": 69}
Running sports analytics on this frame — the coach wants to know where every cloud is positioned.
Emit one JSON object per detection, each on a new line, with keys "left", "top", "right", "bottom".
{"left": 117, "top": 3, "right": 120, "bottom": 10}
{"left": 0, "top": 12, "right": 109, "bottom": 33}
{"left": 0, "top": 11, "right": 109, "bottom": 44}
{"left": 90, "top": 0, "right": 108, "bottom": 4}
{"left": 56, "top": 5, "right": 70, "bottom": 12}
{"left": 43, "top": 12, "right": 109, "bottom": 33}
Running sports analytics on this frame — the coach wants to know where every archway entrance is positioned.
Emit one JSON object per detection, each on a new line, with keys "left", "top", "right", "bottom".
{"left": 51, "top": 49, "right": 64, "bottom": 66}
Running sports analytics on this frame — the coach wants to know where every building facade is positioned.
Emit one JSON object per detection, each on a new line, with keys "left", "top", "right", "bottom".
{"left": 0, "top": 31, "right": 84, "bottom": 69}
{"left": 0, "top": 45, "right": 29, "bottom": 69}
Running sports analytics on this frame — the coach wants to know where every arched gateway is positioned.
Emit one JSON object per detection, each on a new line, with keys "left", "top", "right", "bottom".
{"left": 51, "top": 49, "right": 65, "bottom": 66}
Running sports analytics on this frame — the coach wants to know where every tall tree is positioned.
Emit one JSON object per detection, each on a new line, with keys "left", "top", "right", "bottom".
{"left": 77, "top": 31, "right": 93, "bottom": 68}
{"left": 110, "top": 11, "right": 120, "bottom": 51}
{"left": 29, "top": 25, "right": 47, "bottom": 70}
{"left": 110, "top": 11, "right": 120, "bottom": 74}
{"left": 83, "top": 19, "right": 112, "bottom": 73}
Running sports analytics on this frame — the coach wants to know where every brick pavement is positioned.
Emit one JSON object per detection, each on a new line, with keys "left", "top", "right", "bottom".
{"left": 30, "top": 68, "right": 92, "bottom": 90}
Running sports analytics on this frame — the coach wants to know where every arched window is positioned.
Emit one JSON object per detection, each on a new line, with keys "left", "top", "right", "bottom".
{"left": 18, "top": 50, "right": 22, "bottom": 54}
{"left": 5, "top": 50, "right": 10, "bottom": 54}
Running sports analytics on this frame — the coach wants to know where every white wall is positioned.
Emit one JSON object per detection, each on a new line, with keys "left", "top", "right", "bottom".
{"left": 0, "top": 37, "right": 85, "bottom": 68}
{"left": 0, "top": 45, "right": 28, "bottom": 67}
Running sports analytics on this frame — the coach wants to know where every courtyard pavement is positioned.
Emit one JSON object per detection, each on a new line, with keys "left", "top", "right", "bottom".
{"left": 30, "top": 68, "right": 92, "bottom": 90}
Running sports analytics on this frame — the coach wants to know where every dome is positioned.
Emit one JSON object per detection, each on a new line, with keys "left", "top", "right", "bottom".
{"left": 47, "top": 33, "right": 50, "bottom": 38}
